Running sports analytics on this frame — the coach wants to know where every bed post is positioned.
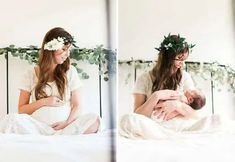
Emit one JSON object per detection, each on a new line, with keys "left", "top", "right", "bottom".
{"left": 99, "top": 61, "right": 102, "bottom": 118}
{"left": 6, "top": 52, "right": 9, "bottom": 114}
{"left": 210, "top": 72, "right": 215, "bottom": 114}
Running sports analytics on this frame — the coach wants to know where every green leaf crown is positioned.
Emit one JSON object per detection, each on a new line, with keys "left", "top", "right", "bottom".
{"left": 155, "top": 33, "right": 195, "bottom": 53}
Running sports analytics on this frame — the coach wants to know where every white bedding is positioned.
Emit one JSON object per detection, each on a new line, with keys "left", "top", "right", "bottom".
{"left": 0, "top": 130, "right": 113, "bottom": 162}
{"left": 119, "top": 113, "right": 235, "bottom": 139}
{"left": 118, "top": 113, "right": 235, "bottom": 162}
{"left": 118, "top": 132, "right": 235, "bottom": 162}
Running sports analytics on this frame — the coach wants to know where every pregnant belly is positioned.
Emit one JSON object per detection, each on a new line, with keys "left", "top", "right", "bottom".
{"left": 31, "top": 105, "right": 71, "bottom": 125}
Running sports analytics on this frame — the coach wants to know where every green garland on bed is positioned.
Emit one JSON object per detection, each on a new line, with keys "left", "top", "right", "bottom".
{"left": 0, "top": 45, "right": 116, "bottom": 81}
{"left": 118, "top": 60, "right": 235, "bottom": 93}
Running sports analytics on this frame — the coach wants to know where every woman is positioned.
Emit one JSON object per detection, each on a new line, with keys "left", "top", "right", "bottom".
{"left": 119, "top": 34, "right": 199, "bottom": 139}
{"left": 133, "top": 34, "right": 196, "bottom": 119}
{"left": 0, "top": 27, "right": 100, "bottom": 135}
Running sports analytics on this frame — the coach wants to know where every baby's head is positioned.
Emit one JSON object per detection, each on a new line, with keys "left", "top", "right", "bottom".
{"left": 184, "top": 89, "right": 206, "bottom": 110}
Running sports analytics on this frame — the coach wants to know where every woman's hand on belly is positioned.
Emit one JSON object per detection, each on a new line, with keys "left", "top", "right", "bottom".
{"left": 42, "top": 96, "right": 65, "bottom": 107}
{"left": 51, "top": 120, "right": 69, "bottom": 130}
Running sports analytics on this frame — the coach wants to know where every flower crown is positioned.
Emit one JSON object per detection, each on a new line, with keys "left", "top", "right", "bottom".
{"left": 155, "top": 33, "right": 195, "bottom": 53}
{"left": 44, "top": 36, "right": 76, "bottom": 51}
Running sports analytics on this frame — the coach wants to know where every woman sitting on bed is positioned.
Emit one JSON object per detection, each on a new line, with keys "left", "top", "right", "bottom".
{"left": 0, "top": 27, "right": 101, "bottom": 135}
{"left": 134, "top": 34, "right": 197, "bottom": 119}
{"left": 119, "top": 34, "right": 206, "bottom": 138}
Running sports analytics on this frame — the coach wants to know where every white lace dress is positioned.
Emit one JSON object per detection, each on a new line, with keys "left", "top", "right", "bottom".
{"left": 0, "top": 65, "right": 101, "bottom": 135}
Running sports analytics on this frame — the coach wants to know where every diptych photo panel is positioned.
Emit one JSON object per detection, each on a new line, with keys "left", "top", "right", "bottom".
{"left": 1, "top": 0, "right": 235, "bottom": 162}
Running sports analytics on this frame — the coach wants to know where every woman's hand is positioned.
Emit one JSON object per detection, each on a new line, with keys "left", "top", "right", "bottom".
{"left": 154, "top": 90, "right": 180, "bottom": 101}
{"left": 154, "top": 101, "right": 179, "bottom": 120}
{"left": 42, "top": 96, "right": 64, "bottom": 107}
{"left": 155, "top": 100, "right": 195, "bottom": 119}
{"left": 51, "top": 121, "right": 69, "bottom": 130}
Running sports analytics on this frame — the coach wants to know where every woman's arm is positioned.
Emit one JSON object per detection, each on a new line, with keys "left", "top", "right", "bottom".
{"left": 51, "top": 89, "right": 80, "bottom": 130}
{"left": 18, "top": 90, "right": 45, "bottom": 114}
{"left": 134, "top": 90, "right": 180, "bottom": 117}
{"left": 18, "top": 90, "right": 64, "bottom": 115}
{"left": 134, "top": 93, "right": 160, "bottom": 117}
{"left": 66, "top": 89, "right": 80, "bottom": 124}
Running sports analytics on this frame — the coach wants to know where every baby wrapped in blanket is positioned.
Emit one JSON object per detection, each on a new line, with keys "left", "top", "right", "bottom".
{"left": 151, "top": 89, "right": 207, "bottom": 132}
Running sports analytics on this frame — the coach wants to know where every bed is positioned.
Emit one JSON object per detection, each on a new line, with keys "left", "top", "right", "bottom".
{"left": 118, "top": 112, "right": 235, "bottom": 162}
{"left": 0, "top": 130, "right": 114, "bottom": 162}
{"left": 118, "top": 131, "right": 235, "bottom": 162}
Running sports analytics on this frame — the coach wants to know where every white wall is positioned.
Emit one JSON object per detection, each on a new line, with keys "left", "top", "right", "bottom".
{"left": 119, "top": 0, "right": 235, "bottom": 68}
{"left": 118, "top": 0, "right": 235, "bottom": 119}
{"left": 0, "top": 0, "right": 116, "bottom": 129}
{"left": 0, "top": 0, "right": 107, "bottom": 48}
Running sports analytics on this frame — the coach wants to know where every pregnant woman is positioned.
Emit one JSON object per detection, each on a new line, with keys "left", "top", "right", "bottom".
{"left": 0, "top": 27, "right": 101, "bottom": 135}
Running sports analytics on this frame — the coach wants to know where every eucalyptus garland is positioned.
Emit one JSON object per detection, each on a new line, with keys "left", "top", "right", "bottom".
{"left": 118, "top": 60, "right": 235, "bottom": 93}
{"left": 0, "top": 45, "right": 116, "bottom": 81}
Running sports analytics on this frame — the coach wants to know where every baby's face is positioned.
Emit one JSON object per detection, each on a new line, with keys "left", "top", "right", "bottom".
{"left": 184, "top": 90, "right": 200, "bottom": 104}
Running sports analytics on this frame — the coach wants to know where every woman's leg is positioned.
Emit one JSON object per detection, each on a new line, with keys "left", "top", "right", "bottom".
{"left": 0, "top": 113, "right": 54, "bottom": 135}
{"left": 119, "top": 113, "right": 175, "bottom": 139}
{"left": 83, "top": 117, "right": 100, "bottom": 134}
{"left": 60, "top": 113, "right": 102, "bottom": 135}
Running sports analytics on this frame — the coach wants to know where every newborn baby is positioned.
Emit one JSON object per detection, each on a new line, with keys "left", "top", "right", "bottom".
{"left": 151, "top": 89, "right": 206, "bottom": 131}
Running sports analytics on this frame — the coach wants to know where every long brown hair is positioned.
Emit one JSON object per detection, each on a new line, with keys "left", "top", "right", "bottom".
{"left": 35, "top": 27, "right": 73, "bottom": 100}
{"left": 152, "top": 35, "right": 189, "bottom": 92}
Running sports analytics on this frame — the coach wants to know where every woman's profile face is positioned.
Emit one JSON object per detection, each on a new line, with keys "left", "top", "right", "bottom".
{"left": 53, "top": 44, "right": 71, "bottom": 64}
{"left": 173, "top": 52, "right": 189, "bottom": 70}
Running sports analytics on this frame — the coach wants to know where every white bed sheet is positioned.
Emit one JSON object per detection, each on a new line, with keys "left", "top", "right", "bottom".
{"left": 0, "top": 130, "right": 114, "bottom": 162}
{"left": 118, "top": 132, "right": 235, "bottom": 162}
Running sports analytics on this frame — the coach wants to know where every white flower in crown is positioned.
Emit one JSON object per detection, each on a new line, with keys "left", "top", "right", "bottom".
{"left": 164, "top": 43, "right": 173, "bottom": 50}
{"left": 44, "top": 37, "right": 65, "bottom": 51}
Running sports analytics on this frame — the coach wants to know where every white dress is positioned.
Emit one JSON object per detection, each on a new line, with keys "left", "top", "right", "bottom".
{"left": 0, "top": 65, "right": 101, "bottom": 135}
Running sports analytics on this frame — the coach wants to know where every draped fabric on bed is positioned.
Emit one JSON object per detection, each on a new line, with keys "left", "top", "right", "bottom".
{"left": 119, "top": 113, "right": 235, "bottom": 140}
{"left": 118, "top": 113, "right": 235, "bottom": 162}
{"left": 0, "top": 113, "right": 103, "bottom": 135}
